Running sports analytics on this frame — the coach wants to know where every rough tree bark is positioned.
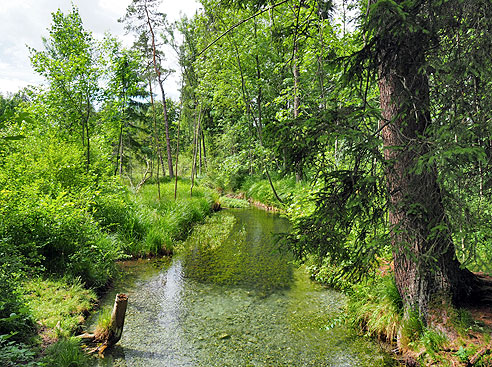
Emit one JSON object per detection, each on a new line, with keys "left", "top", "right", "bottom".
{"left": 377, "top": 29, "right": 477, "bottom": 319}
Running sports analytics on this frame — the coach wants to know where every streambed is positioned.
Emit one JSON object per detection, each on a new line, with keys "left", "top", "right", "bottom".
{"left": 90, "top": 208, "right": 395, "bottom": 366}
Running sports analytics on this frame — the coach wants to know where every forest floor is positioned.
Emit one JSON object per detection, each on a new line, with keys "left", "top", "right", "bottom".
{"left": 399, "top": 274, "right": 492, "bottom": 366}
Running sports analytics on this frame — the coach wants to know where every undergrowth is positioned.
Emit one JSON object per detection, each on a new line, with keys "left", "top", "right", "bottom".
{"left": 347, "top": 275, "right": 403, "bottom": 343}
{"left": 22, "top": 278, "right": 96, "bottom": 339}
{"left": 219, "top": 196, "right": 249, "bottom": 208}
{"left": 42, "top": 337, "right": 90, "bottom": 367}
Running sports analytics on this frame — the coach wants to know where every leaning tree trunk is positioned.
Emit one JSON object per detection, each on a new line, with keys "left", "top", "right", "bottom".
{"left": 377, "top": 31, "right": 476, "bottom": 320}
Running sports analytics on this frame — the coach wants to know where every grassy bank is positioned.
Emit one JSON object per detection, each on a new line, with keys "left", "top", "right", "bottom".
{"left": 0, "top": 176, "right": 216, "bottom": 366}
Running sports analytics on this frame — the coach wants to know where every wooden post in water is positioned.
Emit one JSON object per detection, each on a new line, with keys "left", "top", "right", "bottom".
{"left": 77, "top": 293, "right": 128, "bottom": 355}
{"left": 105, "top": 293, "right": 128, "bottom": 347}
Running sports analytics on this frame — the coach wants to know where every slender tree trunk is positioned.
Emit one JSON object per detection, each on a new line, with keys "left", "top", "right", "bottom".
{"left": 198, "top": 125, "right": 202, "bottom": 176}
{"left": 293, "top": 3, "right": 302, "bottom": 182}
{"left": 174, "top": 117, "right": 180, "bottom": 201}
{"left": 85, "top": 120, "right": 90, "bottom": 172}
{"left": 377, "top": 30, "right": 476, "bottom": 320}
{"left": 149, "top": 79, "right": 166, "bottom": 176}
{"left": 157, "top": 78, "right": 175, "bottom": 178}
{"left": 156, "top": 153, "right": 161, "bottom": 200}
{"left": 201, "top": 129, "right": 207, "bottom": 170}
{"left": 144, "top": 3, "right": 174, "bottom": 178}
{"left": 190, "top": 106, "right": 201, "bottom": 197}
{"left": 118, "top": 123, "right": 124, "bottom": 176}
{"left": 149, "top": 78, "right": 162, "bottom": 199}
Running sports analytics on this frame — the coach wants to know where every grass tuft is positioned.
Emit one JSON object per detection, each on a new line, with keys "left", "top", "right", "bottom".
{"left": 347, "top": 275, "right": 403, "bottom": 342}
{"left": 94, "top": 307, "right": 112, "bottom": 341}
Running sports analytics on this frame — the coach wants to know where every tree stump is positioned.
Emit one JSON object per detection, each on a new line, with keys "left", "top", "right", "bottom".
{"left": 77, "top": 293, "right": 128, "bottom": 355}
{"left": 105, "top": 293, "right": 128, "bottom": 347}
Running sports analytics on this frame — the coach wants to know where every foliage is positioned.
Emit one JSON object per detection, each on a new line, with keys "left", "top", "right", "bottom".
{"left": 0, "top": 334, "right": 40, "bottom": 367}
{"left": 29, "top": 6, "right": 99, "bottom": 170}
{"left": 0, "top": 239, "right": 34, "bottom": 341}
{"left": 419, "top": 329, "right": 447, "bottom": 360}
{"left": 0, "top": 170, "right": 121, "bottom": 287}
{"left": 2, "top": 0, "right": 492, "bottom": 363}
{"left": 285, "top": 167, "right": 389, "bottom": 284}
{"left": 42, "top": 337, "right": 90, "bottom": 367}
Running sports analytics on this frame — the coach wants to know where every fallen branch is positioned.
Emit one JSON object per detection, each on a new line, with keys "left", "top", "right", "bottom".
{"left": 136, "top": 160, "right": 152, "bottom": 191}
{"left": 468, "top": 346, "right": 491, "bottom": 366}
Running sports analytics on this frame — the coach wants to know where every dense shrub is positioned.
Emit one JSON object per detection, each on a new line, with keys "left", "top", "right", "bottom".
{"left": 0, "top": 334, "right": 39, "bottom": 367}
{"left": 0, "top": 189, "right": 120, "bottom": 288}
{"left": 0, "top": 240, "right": 33, "bottom": 340}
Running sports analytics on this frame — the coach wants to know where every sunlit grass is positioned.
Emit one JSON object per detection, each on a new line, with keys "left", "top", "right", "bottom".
{"left": 219, "top": 196, "right": 250, "bottom": 208}
{"left": 127, "top": 180, "right": 217, "bottom": 257}
{"left": 94, "top": 306, "right": 112, "bottom": 341}
{"left": 22, "top": 278, "right": 96, "bottom": 339}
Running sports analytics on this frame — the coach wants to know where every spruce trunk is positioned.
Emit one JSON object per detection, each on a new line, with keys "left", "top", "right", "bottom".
{"left": 377, "top": 33, "right": 476, "bottom": 320}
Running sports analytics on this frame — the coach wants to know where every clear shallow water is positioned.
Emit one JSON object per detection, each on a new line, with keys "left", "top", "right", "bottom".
{"left": 90, "top": 208, "right": 395, "bottom": 366}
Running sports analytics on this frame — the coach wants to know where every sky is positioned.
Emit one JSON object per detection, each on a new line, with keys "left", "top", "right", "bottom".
{"left": 0, "top": 0, "right": 201, "bottom": 99}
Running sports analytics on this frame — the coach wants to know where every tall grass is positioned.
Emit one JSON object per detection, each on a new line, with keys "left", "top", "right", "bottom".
{"left": 123, "top": 180, "right": 217, "bottom": 257}
{"left": 42, "top": 337, "right": 90, "bottom": 367}
{"left": 346, "top": 275, "right": 403, "bottom": 342}
{"left": 90, "top": 179, "right": 216, "bottom": 257}
{"left": 240, "top": 175, "right": 314, "bottom": 211}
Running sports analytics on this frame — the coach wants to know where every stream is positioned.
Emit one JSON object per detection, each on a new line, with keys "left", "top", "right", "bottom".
{"left": 90, "top": 208, "right": 396, "bottom": 366}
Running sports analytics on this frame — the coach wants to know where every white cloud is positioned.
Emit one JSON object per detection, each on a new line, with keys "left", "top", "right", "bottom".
{"left": 0, "top": 0, "right": 200, "bottom": 99}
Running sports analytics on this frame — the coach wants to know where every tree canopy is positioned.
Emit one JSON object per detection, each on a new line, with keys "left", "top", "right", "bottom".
{"left": 2, "top": 0, "right": 492, "bottom": 362}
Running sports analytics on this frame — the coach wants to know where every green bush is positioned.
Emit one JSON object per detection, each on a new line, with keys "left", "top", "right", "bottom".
{"left": 0, "top": 190, "right": 120, "bottom": 288}
{"left": 0, "top": 240, "right": 34, "bottom": 341}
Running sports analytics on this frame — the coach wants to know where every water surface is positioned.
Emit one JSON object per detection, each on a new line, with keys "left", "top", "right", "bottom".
{"left": 91, "top": 208, "right": 395, "bottom": 366}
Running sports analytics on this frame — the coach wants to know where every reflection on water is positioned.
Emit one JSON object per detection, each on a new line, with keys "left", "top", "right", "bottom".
{"left": 91, "top": 208, "right": 395, "bottom": 367}
{"left": 182, "top": 208, "right": 293, "bottom": 293}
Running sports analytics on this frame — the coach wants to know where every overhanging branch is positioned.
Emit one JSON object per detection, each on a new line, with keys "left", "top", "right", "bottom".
{"left": 196, "top": 0, "right": 290, "bottom": 59}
